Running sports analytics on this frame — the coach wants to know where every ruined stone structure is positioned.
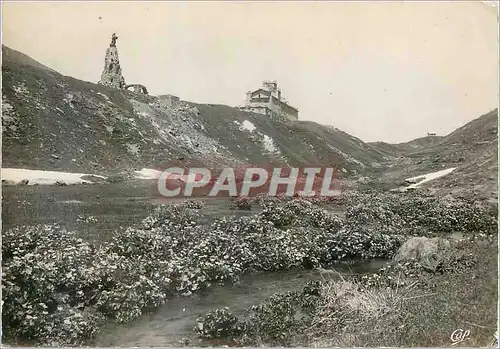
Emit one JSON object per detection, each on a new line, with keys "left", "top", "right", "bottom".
{"left": 158, "top": 94, "right": 181, "bottom": 108}
{"left": 240, "top": 81, "right": 299, "bottom": 121}
{"left": 125, "top": 84, "right": 148, "bottom": 95}
{"left": 98, "top": 33, "right": 126, "bottom": 89}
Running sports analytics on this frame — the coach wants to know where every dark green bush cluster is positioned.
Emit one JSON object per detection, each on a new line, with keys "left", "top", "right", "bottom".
{"left": 180, "top": 199, "right": 205, "bottom": 210}
{"left": 2, "top": 225, "right": 106, "bottom": 346}
{"left": 5, "top": 191, "right": 493, "bottom": 346}
{"left": 345, "top": 192, "right": 497, "bottom": 235}
{"left": 325, "top": 226, "right": 404, "bottom": 261}
{"left": 195, "top": 307, "right": 243, "bottom": 340}
{"left": 2, "top": 198, "right": 400, "bottom": 345}
{"left": 230, "top": 196, "right": 253, "bottom": 210}
{"left": 195, "top": 281, "right": 323, "bottom": 346}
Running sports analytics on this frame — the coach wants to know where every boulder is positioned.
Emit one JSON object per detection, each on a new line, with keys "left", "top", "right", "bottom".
{"left": 394, "top": 236, "right": 451, "bottom": 263}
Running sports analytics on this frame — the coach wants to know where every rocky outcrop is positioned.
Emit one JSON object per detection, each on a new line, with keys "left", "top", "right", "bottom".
{"left": 98, "top": 33, "right": 126, "bottom": 89}
{"left": 395, "top": 236, "right": 451, "bottom": 262}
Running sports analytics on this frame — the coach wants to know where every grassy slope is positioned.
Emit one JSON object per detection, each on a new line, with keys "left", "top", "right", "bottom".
{"left": 369, "top": 135, "right": 444, "bottom": 157}
{"left": 371, "top": 109, "right": 498, "bottom": 199}
{"left": 312, "top": 241, "right": 497, "bottom": 347}
{"left": 351, "top": 242, "right": 498, "bottom": 347}
{"left": 409, "top": 110, "right": 498, "bottom": 200}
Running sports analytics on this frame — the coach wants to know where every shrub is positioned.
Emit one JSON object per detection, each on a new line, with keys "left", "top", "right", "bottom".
{"left": 195, "top": 281, "right": 323, "bottom": 346}
{"left": 181, "top": 200, "right": 205, "bottom": 210}
{"left": 195, "top": 308, "right": 244, "bottom": 340}
{"left": 230, "top": 197, "right": 253, "bottom": 210}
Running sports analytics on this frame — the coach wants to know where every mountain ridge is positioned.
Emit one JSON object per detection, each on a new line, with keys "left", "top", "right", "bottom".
{"left": 1, "top": 45, "right": 497, "bottom": 201}
{"left": 1, "top": 45, "right": 389, "bottom": 177}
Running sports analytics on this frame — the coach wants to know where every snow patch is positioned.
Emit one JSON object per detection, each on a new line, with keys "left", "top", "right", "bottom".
{"left": 240, "top": 120, "right": 256, "bottom": 132}
{"left": 262, "top": 134, "right": 279, "bottom": 153}
{"left": 1, "top": 168, "right": 106, "bottom": 185}
{"left": 405, "top": 167, "right": 457, "bottom": 189}
{"left": 97, "top": 92, "right": 110, "bottom": 101}
{"left": 134, "top": 168, "right": 163, "bottom": 180}
{"left": 134, "top": 168, "right": 193, "bottom": 182}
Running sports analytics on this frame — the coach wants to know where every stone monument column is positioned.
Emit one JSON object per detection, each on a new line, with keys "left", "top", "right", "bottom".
{"left": 98, "top": 33, "right": 126, "bottom": 89}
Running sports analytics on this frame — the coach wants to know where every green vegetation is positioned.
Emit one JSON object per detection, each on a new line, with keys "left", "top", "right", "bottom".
{"left": 2, "top": 192, "right": 496, "bottom": 346}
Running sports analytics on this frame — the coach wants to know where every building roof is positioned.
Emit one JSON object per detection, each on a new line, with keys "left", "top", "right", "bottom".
{"left": 250, "top": 88, "right": 271, "bottom": 96}
{"left": 248, "top": 86, "right": 299, "bottom": 113}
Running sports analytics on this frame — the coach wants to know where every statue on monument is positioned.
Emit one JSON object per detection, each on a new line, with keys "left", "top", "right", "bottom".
{"left": 110, "top": 33, "right": 118, "bottom": 47}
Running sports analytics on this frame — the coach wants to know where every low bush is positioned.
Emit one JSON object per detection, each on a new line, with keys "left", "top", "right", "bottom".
{"left": 230, "top": 196, "right": 253, "bottom": 210}
{"left": 195, "top": 308, "right": 244, "bottom": 340}
{"left": 195, "top": 281, "right": 323, "bottom": 346}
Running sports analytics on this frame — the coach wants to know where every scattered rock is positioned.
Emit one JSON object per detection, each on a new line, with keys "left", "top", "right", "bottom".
{"left": 357, "top": 176, "right": 371, "bottom": 184}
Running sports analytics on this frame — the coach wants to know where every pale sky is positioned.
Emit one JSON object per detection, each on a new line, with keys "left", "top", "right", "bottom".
{"left": 2, "top": 1, "right": 498, "bottom": 143}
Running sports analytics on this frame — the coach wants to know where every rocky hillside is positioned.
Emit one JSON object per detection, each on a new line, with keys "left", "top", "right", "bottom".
{"left": 2, "top": 45, "right": 496, "bottom": 200}
{"left": 2, "top": 45, "right": 389, "bottom": 177}
{"left": 375, "top": 109, "right": 498, "bottom": 201}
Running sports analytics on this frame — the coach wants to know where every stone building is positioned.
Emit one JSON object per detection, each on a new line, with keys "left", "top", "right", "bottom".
{"left": 98, "top": 33, "right": 126, "bottom": 89}
{"left": 240, "top": 81, "right": 299, "bottom": 121}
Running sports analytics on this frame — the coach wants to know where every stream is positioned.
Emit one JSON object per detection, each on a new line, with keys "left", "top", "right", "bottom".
{"left": 94, "top": 260, "right": 386, "bottom": 347}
